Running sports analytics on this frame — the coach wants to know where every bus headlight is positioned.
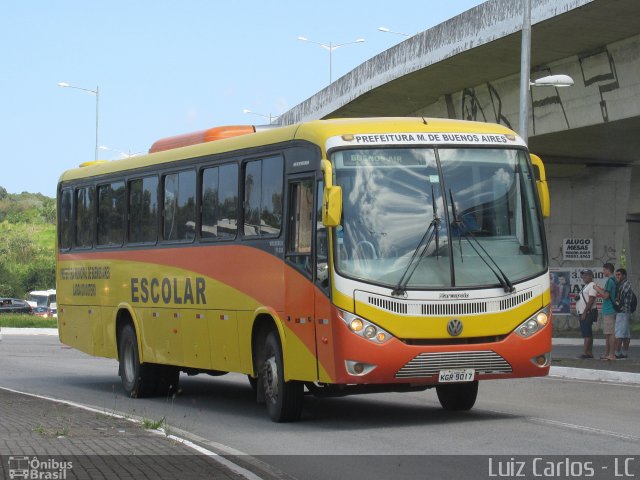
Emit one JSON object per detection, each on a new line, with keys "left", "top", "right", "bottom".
{"left": 515, "top": 305, "right": 551, "bottom": 338}
{"left": 337, "top": 309, "right": 393, "bottom": 344}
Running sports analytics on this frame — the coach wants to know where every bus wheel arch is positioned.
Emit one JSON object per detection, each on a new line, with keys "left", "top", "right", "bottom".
{"left": 250, "top": 314, "right": 303, "bottom": 422}
{"left": 250, "top": 312, "right": 285, "bottom": 379}
{"left": 115, "top": 308, "right": 179, "bottom": 398}
{"left": 115, "top": 307, "right": 142, "bottom": 363}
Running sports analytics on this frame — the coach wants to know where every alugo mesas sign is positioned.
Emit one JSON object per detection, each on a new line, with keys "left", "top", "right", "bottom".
{"left": 562, "top": 238, "right": 593, "bottom": 260}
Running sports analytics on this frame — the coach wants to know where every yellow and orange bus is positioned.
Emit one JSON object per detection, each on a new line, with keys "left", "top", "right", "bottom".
{"left": 57, "top": 117, "right": 552, "bottom": 422}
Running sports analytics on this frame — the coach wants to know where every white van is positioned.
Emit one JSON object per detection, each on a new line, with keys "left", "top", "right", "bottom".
{"left": 26, "top": 289, "right": 57, "bottom": 309}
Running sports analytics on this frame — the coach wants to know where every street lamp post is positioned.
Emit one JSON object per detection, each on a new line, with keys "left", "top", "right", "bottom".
{"left": 242, "top": 109, "right": 279, "bottom": 124}
{"left": 518, "top": 0, "right": 532, "bottom": 144}
{"left": 297, "top": 36, "right": 365, "bottom": 84}
{"left": 518, "top": 1, "right": 573, "bottom": 145}
{"left": 378, "top": 27, "right": 411, "bottom": 38}
{"left": 58, "top": 82, "right": 100, "bottom": 161}
{"left": 98, "top": 145, "right": 140, "bottom": 159}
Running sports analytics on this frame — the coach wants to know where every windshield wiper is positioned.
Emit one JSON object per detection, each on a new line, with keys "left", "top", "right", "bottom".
{"left": 449, "top": 189, "right": 515, "bottom": 293}
{"left": 391, "top": 186, "right": 440, "bottom": 296}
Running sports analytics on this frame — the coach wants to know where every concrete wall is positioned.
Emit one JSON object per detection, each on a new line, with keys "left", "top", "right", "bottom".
{"left": 277, "top": 0, "right": 594, "bottom": 126}
{"left": 414, "top": 34, "right": 640, "bottom": 291}
{"left": 418, "top": 33, "right": 640, "bottom": 141}
{"left": 545, "top": 165, "right": 631, "bottom": 272}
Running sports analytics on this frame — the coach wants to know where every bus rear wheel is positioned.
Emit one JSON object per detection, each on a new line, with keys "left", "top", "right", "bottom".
{"left": 261, "top": 331, "right": 303, "bottom": 422}
{"left": 119, "top": 324, "right": 177, "bottom": 398}
{"left": 436, "top": 381, "right": 478, "bottom": 411}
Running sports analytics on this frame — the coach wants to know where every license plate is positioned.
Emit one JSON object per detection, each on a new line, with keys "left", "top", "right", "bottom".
{"left": 438, "top": 369, "right": 475, "bottom": 383}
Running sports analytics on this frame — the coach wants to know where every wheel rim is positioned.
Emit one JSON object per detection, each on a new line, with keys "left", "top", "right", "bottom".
{"left": 123, "top": 341, "right": 135, "bottom": 383}
{"left": 263, "top": 355, "right": 279, "bottom": 404}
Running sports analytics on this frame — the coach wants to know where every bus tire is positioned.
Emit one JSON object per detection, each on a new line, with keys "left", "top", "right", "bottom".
{"left": 247, "top": 375, "right": 258, "bottom": 393}
{"left": 118, "top": 324, "right": 156, "bottom": 398}
{"left": 154, "top": 365, "right": 180, "bottom": 397}
{"left": 436, "top": 381, "right": 478, "bottom": 411}
{"left": 261, "top": 331, "right": 303, "bottom": 422}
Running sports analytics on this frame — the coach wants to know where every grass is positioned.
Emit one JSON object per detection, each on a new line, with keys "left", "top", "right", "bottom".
{"left": 33, "top": 424, "right": 69, "bottom": 437}
{"left": 142, "top": 416, "right": 166, "bottom": 430}
{"left": 0, "top": 314, "right": 57, "bottom": 328}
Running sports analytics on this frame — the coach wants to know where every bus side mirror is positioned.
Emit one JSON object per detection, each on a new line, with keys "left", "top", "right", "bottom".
{"left": 320, "top": 158, "right": 343, "bottom": 227}
{"left": 322, "top": 186, "right": 342, "bottom": 227}
{"left": 530, "top": 153, "right": 550, "bottom": 218}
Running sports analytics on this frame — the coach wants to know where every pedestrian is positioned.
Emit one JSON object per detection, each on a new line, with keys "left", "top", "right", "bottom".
{"left": 594, "top": 263, "right": 617, "bottom": 361}
{"left": 613, "top": 268, "right": 632, "bottom": 359}
{"left": 576, "top": 269, "right": 597, "bottom": 359}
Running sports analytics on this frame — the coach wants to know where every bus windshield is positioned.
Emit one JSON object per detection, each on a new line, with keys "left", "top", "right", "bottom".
{"left": 332, "top": 147, "right": 545, "bottom": 289}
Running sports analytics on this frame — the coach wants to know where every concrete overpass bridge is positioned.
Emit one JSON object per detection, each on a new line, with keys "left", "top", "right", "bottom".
{"left": 279, "top": 0, "right": 640, "bottom": 287}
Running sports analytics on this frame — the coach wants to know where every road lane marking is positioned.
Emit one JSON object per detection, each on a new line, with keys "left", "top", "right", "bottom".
{"left": 527, "top": 416, "right": 640, "bottom": 442}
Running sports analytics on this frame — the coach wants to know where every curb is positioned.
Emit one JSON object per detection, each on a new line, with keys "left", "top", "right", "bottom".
{"left": 0, "top": 327, "right": 59, "bottom": 336}
{"left": 549, "top": 366, "right": 640, "bottom": 385}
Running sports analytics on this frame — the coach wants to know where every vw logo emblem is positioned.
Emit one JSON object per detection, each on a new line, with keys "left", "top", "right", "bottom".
{"left": 447, "top": 319, "right": 463, "bottom": 337}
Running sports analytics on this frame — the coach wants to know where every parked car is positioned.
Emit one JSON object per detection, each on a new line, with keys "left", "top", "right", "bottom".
{"left": 33, "top": 306, "right": 55, "bottom": 318}
{"left": 0, "top": 298, "right": 33, "bottom": 314}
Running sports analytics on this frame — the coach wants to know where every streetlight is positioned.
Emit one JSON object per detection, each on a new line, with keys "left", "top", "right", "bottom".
{"left": 378, "top": 27, "right": 411, "bottom": 38}
{"left": 98, "top": 145, "right": 141, "bottom": 159}
{"left": 518, "top": 0, "right": 573, "bottom": 144}
{"left": 58, "top": 82, "right": 100, "bottom": 161}
{"left": 297, "top": 36, "right": 365, "bottom": 84}
{"left": 242, "top": 109, "right": 279, "bottom": 124}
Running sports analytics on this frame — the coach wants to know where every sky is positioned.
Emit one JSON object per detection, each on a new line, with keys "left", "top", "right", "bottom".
{"left": 1, "top": 0, "right": 485, "bottom": 198}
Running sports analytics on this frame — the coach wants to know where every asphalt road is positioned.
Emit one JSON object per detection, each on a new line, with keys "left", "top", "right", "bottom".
{"left": 1, "top": 334, "right": 639, "bottom": 480}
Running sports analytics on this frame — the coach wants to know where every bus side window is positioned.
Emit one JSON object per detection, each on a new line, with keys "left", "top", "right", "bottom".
{"left": 97, "top": 181, "right": 125, "bottom": 246}
{"left": 243, "top": 155, "right": 283, "bottom": 237}
{"left": 59, "top": 188, "right": 73, "bottom": 250}
{"left": 163, "top": 170, "right": 196, "bottom": 242}
{"left": 202, "top": 163, "right": 238, "bottom": 240}
{"left": 128, "top": 176, "right": 158, "bottom": 244}
{"left": 315, "top": 180, "right": 329, "bottom": 292}
{"left": 75, "top": 186, "right": 95, "bottom": 248}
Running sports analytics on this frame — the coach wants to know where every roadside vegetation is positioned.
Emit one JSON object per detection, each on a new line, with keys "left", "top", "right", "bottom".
{"left": 0, "top": 186, "right": 55, "bottom": 298}
{"left": 0, "top": 314, "right": 57, "bottom": 328}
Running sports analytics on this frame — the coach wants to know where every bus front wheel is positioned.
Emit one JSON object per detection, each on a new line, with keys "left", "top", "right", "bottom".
{"left": 261, "top": 331, "right": 304, "bottom": 422}
{"left": 436, "top": 381, "right": 478, "bottom": 411}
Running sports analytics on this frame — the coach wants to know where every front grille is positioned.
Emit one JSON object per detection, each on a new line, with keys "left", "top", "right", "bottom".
{"left": 363, "top": 289, "right": 534, "bottom": 317}
{"left": 395, "top": 350, "right": 512, "bottom": 378}
{"left": 402, "top": 335, "right": 508, "bottom": 346}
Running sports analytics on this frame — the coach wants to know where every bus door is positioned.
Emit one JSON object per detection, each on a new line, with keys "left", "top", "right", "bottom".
{"left": 312, "top": 179, "right": 336, "bottom": 384}
{"left": 284, "top": 175, "right": 320, "bottom": 381}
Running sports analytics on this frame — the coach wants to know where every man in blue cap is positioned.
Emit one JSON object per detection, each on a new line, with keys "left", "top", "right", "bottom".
{"left": 576, "top": 269, "right": 597, "bottom": 359}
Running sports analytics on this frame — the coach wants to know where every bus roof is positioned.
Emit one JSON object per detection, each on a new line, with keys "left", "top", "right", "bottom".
{"left": 58, "top": 117, "right": 521, "bottom": 185}
{"left": 29, "top": 289, "right": 56, "bottom": 296}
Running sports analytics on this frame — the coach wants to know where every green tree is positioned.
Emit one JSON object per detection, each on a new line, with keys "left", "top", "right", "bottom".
{"left": 0, "top": 188, "right": 56, "bottom": 298}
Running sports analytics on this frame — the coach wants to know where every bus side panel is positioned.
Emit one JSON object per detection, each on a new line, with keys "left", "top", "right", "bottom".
{"left": 283, "top": 265, "right": 320, "bottom": 382}
{"left": 58, "top": 305, "right": 101, "bottom": 357}
{"left": 314, "top": 294, "right": 340, "bottom": 383}
{"left": 208, "top": 309, "right": 241, "bottom": 372}
{"left": 103, "top": 306, "right": 119, "bottom": 359}
{"left": 179, "top": 307, "right": 211, "bottom": 369}
{"left": 138, "top": 306, "right": 183, "bottom": 366}
{"left": 237, "top": 310, "right": 256, "bottom": 374}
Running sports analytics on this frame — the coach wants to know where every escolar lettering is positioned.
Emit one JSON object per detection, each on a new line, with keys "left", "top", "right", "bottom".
{"left": 130, "top": 277, "right": 206, "bottom": 305}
